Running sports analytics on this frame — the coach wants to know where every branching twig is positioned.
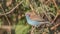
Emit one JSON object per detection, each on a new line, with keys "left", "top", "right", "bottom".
{"left": 51, "top": 0, "right": 60, "bottom": 23}
{"left": 38, "top": 0, "right": 52, "bottom": 22}
{"left": 0, "top": 5, "right": 11, "bottom": 34}
{"left": 51, "top": 10, "right": 60, "bottom": 23}
{"left": 0, "top": 1, "right": 23, "bottom": 16}
{"left": 0, "top": 6, "right": 11, "bottom": 26}
{"left": 45, "top": 0, "right": 60, "bottom": 23}
{"left": 0, "top": 26, "right": 12, "bottom": 30}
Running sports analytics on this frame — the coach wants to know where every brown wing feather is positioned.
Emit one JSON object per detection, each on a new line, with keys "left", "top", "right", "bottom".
{"left": 30, "top": 14, "right": 45, "bottom": 21}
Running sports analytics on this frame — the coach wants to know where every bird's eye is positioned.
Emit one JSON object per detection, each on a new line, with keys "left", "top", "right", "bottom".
{"left": 26, "top": 14, "right": 30, "bottom": 16}
{"left": 28, "top": 14, "right": 30, "bottom": 16}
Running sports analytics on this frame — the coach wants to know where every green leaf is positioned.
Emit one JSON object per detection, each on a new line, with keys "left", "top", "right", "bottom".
{"left": 15, "top": 25, "right": 30, "bottom": 34}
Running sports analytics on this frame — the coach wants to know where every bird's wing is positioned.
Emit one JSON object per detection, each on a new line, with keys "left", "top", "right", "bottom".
{"left": 30, "top": 15, "right": 45, "bottom": 22}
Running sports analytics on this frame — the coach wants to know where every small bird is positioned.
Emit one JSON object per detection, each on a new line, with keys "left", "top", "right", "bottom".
{"left": 25, "top": 11, "right": 51, "bottom": 27}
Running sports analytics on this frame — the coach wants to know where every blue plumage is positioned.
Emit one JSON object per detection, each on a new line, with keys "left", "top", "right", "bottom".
{"left": 25, "top": 12, "right": 51, "bottom": 27}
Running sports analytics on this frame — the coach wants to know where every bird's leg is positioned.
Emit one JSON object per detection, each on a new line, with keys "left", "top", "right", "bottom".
{"left": 31, "top": 26, "right": 35, "bottom": 34}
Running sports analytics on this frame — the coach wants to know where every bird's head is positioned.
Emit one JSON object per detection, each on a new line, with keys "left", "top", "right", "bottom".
{"left": 25, "top": 12, "right": 31, "bottom": 17}
{"left": 25, "top": 11, "right": 36, "bottom": 19}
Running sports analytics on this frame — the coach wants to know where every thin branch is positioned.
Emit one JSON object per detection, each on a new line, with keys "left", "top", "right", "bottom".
{"left": 30, "top": 4, "right": 34, "bottom": 11}
{"left": 0, "top": 26, "right": 12, "bottom": 30}
{"left": 29, "top": 4, "right": 38, "bottom": 15}
{"left": 52, "top": 10, "right": 60, "bottom": 23}
{"left": 45, "top": 0, "right": 50, "bottom": 4}
{"left": 46, "top": 0, "right": 60, "bottom": 23}
{"left": 51, "top": 0, "right": 60, "bottom": 23}
{"left": 51, "top": 23, "right": 60, "bottom": 30}
{"left": 0, "top": 5, "right": 11, "bottom": 34}
{"left": 31, "top": 26, "right": 35, "bottom": 34}
{"left": 1, "top": 6, "right": 11, "bottom": 26}
{"left": 52, "top": 0, "right": 59, "bottom": 10}
{"left": 0, "top": 25, "right": 12, "bottom": 34}
{"left": 38, "top": 0, "right": 52, "bottom": 22}
{"left": 0, "top": 1, "right": 23, "bottom": 16}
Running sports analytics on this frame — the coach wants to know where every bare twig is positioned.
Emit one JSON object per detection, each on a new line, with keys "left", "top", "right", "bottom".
{"left": 52, "top": 10, "right": 60, "bottom": 23}
{"left": 51, "top": 23, "right": 60, "bottom": 30}
{"left": 54, "top": 32, "right": 57, "bottom": 34}
{"left": 0, "top": 6, "right": 11, "bottom": 26}
{"left": 0, "top": 1, "right": 23, "bottom": 16}
{"left": 0, "top": 0, "right": 12, "bottom": 7}
{"left": 38, "top": 0, "right": 52, "bottom": 22}
{"left": 44, "top": 0, "right": 60, "bottom": 23}
{"left": 42, "top": 9, "right": 52, "bottom": 22}
{"left": 45, "top": 0, "right": 50, "bottom": 4}
{"left": 30, "top": 4, "right": 34, "bottom": 11}
{"left": 0, "top": 5, "right": 11, "bottom": 34}
{"left": 52, "top": 13, "right": 59, "bottom": 23}
{"left": 42, "top": 32, "right": 46, "bottom": 34}
{"left": 0, "top": 25, "right": 12, "bottom": 34}
{"left": 52, "top": 0, "right": 59, "bottom": 10}
{"left": 31, "top": 26, "right": 35, "bottom": 34}
{"left": 6, "top": 0, "right": 12, "bottom": 7}
{"left": 29, "top": 4, "right": 38, "bottom": 15}
{"left": 51, "top": 0, "right": 60, "bottom": 23}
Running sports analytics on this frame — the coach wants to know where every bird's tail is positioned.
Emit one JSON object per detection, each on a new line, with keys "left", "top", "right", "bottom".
{"left": 40, "top": 21, "right": 52, "bottom": 25}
